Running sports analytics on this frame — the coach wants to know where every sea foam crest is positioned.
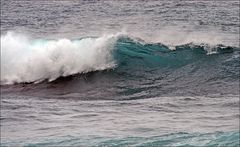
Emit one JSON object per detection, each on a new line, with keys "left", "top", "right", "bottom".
{"left": 1, "top": 32, "right": 118, "bottom": 84}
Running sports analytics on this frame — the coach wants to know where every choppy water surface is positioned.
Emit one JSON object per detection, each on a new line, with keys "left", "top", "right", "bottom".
{"left": 1, "top": 0, "right": 239, "bottom": 146}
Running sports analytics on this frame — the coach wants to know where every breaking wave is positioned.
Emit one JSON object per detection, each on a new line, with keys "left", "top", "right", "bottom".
{"left": 1, "top": 32, "right": 239, "bottom": 85}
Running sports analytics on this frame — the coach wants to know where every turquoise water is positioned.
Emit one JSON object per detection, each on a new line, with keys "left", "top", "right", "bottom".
{"left": 3, "top": 131, "right": 237, "bottom": 147}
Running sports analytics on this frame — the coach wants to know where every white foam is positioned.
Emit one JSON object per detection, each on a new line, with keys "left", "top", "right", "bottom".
{"left": 1, "top": 32, "right": 119, "bottom": 84}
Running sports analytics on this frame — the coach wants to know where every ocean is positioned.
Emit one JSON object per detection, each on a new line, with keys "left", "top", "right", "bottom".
{"left": 1, "top": 0, "right": 239, "bottom": 146}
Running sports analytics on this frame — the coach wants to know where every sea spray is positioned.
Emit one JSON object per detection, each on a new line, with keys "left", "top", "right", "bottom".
{"left": 1, "top": 32, "right": 119, "bottom": 84}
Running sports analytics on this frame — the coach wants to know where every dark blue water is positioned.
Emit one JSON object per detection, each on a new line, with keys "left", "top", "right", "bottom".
{"left": 1, "top": 0, "right": 239, "bottom": 146}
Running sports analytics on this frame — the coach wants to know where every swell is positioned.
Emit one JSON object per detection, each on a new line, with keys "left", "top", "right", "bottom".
{"left": 1, "top": 32, "right": 239, "bottom": 85}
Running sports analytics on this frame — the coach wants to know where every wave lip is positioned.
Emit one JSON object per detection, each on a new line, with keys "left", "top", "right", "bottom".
{"left": 1, "top": 32, "right": 118, "bottom": 84}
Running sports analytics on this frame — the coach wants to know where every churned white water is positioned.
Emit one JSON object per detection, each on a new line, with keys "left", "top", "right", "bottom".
{"left": 1, "top": 32, "right": 119, "bottom": 84}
